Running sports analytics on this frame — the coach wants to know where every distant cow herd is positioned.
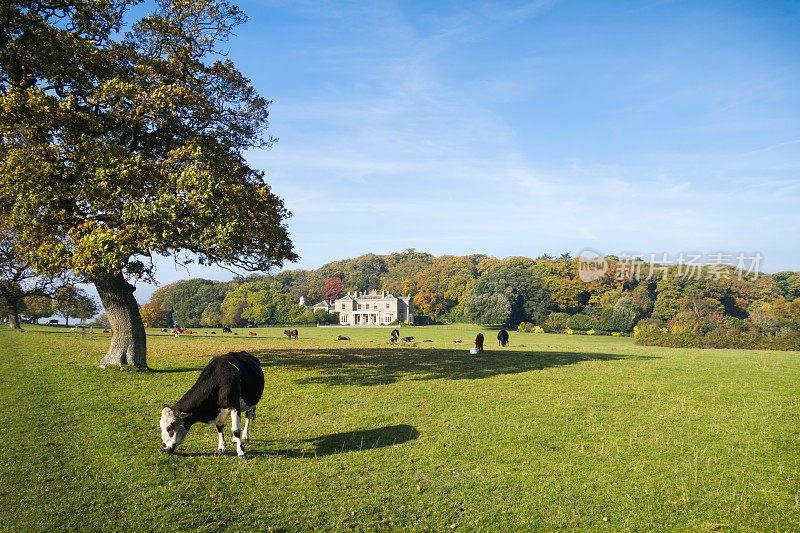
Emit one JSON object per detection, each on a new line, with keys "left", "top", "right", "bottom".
{"left": 158, "top": 325, "right": 511, "bottom": 351}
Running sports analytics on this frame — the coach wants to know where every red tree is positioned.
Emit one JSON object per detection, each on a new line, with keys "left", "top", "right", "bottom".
{"left": 323, "top": 277, "right": 345, "bottom": 302}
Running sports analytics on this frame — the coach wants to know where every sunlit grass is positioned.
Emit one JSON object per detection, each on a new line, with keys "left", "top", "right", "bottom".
{"left": 1, "top": 324, "right": 798, "bottom": 531}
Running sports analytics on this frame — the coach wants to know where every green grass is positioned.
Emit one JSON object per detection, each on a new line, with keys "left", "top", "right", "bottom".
{"left": 1, "top": 324, "right": 799, "bottom": 531}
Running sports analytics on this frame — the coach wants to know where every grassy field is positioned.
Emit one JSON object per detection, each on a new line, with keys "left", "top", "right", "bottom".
{"left": 0, "top": 324, "right": 798, "bottom": 532}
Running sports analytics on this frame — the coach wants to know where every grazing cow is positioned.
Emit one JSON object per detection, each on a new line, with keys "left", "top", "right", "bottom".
{"left": 211, "top": 331, "right": 216, "bottom": 334}
{"left": 497, "top": 329, "right": 509, "bottom": 347}
{"left": 337, "top": 335, "right": 350, "bottom": 340}
{"left": 475, "top": 333, "right": 484, "bottom": 353}
{"left": 284, "top": 329, "right": 299, "bottom": 340}
{"left": 452, "top": 339, "right": 462, "bottom": 344}
{"left": 222, "top": 326, "right": 233, "bottom": 334}
{"left": 390, "top": 329, "right": 400, "bottom": 343}
{"left": 249, "top": 331, "right": 257, "bottom": 336}
{"left": 401, "top": 336, "right": 414, "bottom": 342}
{"left": 161, "top": 328, "right": 169, "bottom": 333}
{"left": 159, "top": 351, "right": 264, "bottom": 459}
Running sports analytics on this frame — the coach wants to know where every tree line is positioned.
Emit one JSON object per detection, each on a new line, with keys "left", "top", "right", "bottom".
{"left": 136, "top": 250, "right": 800, "bottom": 337}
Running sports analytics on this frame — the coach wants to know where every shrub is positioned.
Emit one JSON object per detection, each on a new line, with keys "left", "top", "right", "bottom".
{"left": 636, "top": 318, "right": 665, "bottom": 331}
{"left": 598, "top": 306, "right": 637, "bottom": 332}
{"left": 724, "top": 317, "right": 748, "bottom": 332}
{"left": 635, "top": 326, "right": 800, "bottom": 351}
{"left": 518, "top": 322, "right": 534, "bottom": 333}
{"left": 542, "top": 312, "right": 569, "bottom": 332}
{"left": 566, "top": 314, "right": 595, "bottom": 331}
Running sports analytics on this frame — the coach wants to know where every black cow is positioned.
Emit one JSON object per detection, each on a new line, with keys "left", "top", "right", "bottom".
{"left": 475, "top": 333, "right": 484, "bottom": 353}
{"left": 401, "top": 336, "right": 414, "bottom": 342}
{"left": 222, "top": 326, "right": 233, "bottom": 334}
{"left": 159, "top": 351, "right": 264, "bottom": 459}
{"left": 390, "top": 329, "right": 400, "bottom": 343}
{"left": 497, "top": 329, "right": 509, "bottom": 347}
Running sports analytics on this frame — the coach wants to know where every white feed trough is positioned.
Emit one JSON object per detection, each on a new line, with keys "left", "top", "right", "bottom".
{"left": 469, "top": 348, "right": 478, "bottom": 354}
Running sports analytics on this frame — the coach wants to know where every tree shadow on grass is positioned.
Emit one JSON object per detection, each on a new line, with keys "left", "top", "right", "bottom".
{"left": 249, "top": 347, "right": 659, "bottom": 386}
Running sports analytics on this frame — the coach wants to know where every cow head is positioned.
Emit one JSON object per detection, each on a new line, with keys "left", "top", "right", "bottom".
{"left": 159, "top": 405, "right": 188, "bottom": 454}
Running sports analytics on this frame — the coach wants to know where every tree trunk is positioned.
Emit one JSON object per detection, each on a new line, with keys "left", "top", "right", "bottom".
{"left": 3, "top": 296, "right": 22, "bottom": 329}
{"left": 94, "top": 273, "right": 147, "bottom": 368}
{"left": 7, "top": 312, "right": 21, "bottom": 329}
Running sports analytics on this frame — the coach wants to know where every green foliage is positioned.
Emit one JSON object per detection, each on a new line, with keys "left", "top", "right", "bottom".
{"left": 219, "top": 281, "right": 333, "bottom": 325}
{"left": 566, "top": 314, "right": 595, "bottom": 331}
{"left": 92, "top": 313, "right": 110, "bottom": 328}
{"left": 652, "top": 287, "right": 682, "bottom": 320}
{"left": 201, "top": 301, "right": 223, "bottom": 327}
{"left": 542, "top": 312, "right": 569, "bottom": 332}
{"left": 597, "top": 296, "right": 639, "bottom": 332}
{"left": 463, "top": 292, "right": 512, "bottom": 325}
{"left": 635, "top": 318, "right": 666, "bottom": 331}
{"left": 159, "top": 279, "right": 232, "bottom": 327}
{"left": 463, "top": 268, "right": 552, "bottom": 325}
{"left": 54, "top": 285, "right": 99, "bottom": 324}
{"left": 635, "top": 326, "right": 800, "bottom": 351}
{"left": 21, "top": 295, "right": 52, "bottom": 324}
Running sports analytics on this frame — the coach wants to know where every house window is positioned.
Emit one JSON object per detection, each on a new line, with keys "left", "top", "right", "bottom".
{"left": 365, "top": 303, "right": 369, "bottom": 309}
{"left": 386, "top": 303, "right": 390, "bottom": 308}
{"left": 341, "top": 303, "right": 345, "bottom": 309}
{"left": 358, "top": 304, "right": 361, "bottom": 310}
{"left": 384, "top": 315, "right": 392, "bottom": 323}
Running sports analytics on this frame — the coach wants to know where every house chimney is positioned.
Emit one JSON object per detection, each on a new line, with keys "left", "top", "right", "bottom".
{"left": 354, "top": 290, "right": 359, "bottom": 297}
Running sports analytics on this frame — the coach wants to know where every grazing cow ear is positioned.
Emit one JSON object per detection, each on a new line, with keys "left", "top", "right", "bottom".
{"left": 163, "top": 404, "right": 170, "bottom": 409}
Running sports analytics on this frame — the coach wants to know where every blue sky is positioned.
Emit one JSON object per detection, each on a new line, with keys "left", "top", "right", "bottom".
{"left": 138, "top": 0, "right": 800, "bottom": 302}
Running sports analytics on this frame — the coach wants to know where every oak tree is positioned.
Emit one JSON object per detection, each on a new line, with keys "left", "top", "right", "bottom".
{"left": 0, "top": 0, "right": 296, "bottom": 366}
{"left": 0, "top": 226, "right": 68, "bottom": 328}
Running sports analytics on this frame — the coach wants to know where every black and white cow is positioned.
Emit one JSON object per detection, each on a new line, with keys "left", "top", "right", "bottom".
{"left": 390, "top": 329, "right": 400, "bottom": 343}
{"left": 159, "top": 351, "right": 264, "bottom": 459}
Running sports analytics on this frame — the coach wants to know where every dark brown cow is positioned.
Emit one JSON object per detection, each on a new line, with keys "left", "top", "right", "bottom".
{"left": 497, "top": 329, "right": 509, "bottom": 347}
{"left": 284, "top": 329, "right": 299, "bottom": 340}
{"left": 475, "top": 333, "right": 484, "bottom": 353}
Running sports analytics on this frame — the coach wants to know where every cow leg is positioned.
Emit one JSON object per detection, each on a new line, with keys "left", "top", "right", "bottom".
{"left": 242, "top": 408, "right": 255, "bottom": 442}
{"left": 230, "top": 409, "right": 246, "bottom": 458}
{"left": 216, "top": 424, "right": 226, "bottom": 454}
